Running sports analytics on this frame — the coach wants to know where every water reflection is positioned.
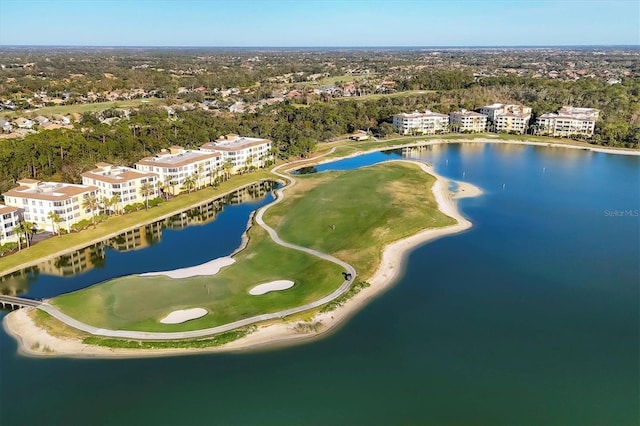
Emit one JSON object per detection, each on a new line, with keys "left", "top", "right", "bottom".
{"left": 0, "top": 181, "right": 277, "bottom": 293}
{"left": 0, "top": 267, "right": 39, "bottom": 296}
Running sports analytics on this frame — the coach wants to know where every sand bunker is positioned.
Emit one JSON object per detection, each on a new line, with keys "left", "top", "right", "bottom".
{"left": 249, "top": 280, "right": 295, "bottom": 295}
{"left": 160, "top": 308, "right": 207, "bottom": 324}
{"left": 140, "top": 257, "right": 235, "bottom": 279}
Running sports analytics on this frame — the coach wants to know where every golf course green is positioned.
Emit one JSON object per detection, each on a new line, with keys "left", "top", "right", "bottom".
{"left": 51, "top": 161, "right": 454, "bottom": 332}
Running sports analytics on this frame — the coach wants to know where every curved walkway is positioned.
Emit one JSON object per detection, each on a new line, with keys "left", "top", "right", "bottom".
{"left": 28, "top": 149, "right": 357, "bottom": 340}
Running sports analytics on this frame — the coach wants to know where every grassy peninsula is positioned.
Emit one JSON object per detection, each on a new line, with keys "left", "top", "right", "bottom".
{"left": 50, "top": 161, "right": 454, "bottom": 333}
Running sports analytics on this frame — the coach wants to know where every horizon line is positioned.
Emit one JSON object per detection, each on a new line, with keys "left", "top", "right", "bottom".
{"left": 1, "top": 44, "right": 638, "bottom": 50}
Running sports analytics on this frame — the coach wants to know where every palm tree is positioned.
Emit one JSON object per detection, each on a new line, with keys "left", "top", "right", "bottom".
{"left": 109, "top": 193, "right": 122, "bottom": 215}
{"left": 101, "top": 196, "right": 114, "bottom": 216}
{"left": 47, "top": 211, "right": 63, "bottom": 236}
{"left": 16, "top": 221, "right": 31, "bottom": 250}
{"left": 139, "top": 182, "right": 153, "bottom": 210}
{"left": 81, "top": 193, "right": 100, "bottom": 229}
{"left": 222, "top": 160, "right": 233, "bottom": 182}
{"left": 196, "top": 163, "right": 205, "bottom": 189}
{"left": 182, "top": 174, "right": 197, "bottom": 194}
{"left": 213, "top": 165, "right": 222, "bottom": 186}
{"left": 158, "top": 175, "right": 173, "bottom": 200}
{"left": 244, "top": 155, "right": 254, "bottom": 173}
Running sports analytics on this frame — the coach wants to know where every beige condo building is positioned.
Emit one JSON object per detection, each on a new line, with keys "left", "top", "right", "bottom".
{"left": 480, "top": 103, "right": 532, "bottom": 134}
{"left": 449, "top": 110, "right": 488, "bottom": 133}
{"left": 392, "top": 110, "right": 449, "bottom": 135}
{"left": 200, "top": 134, "right": 273, "bottom": 174}
{"left": 81, "top": 163, "right": 159, "bottom": 211}
{"left": 135, "top": 146, "right": 222, "bottom": 195}
{"left": 0, "top": 204, "right": 21, "bottom": 244}
{"left": 2, "top": 179, "right": 98, "bottom": 233}
{"left": 536, "top": 106, "right": 600, "bottom": 138}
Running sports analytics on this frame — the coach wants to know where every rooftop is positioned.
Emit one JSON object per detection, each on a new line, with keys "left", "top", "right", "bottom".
{"left": 82, "top": 163, "right": 156, "bottom": 183}
{"left": 451, "top": 110, "right": 486, "bottom": 118}
{"left": 201, "top": 135, "right": 272, "bottom": 152}
{"left": 3, "top": 180, "right": 97, "bottom": 201}
{"left": 394, "top": 110, "right": 448, "bottom": 119}
{"left": 0, "top": 204, "right": 19, "bottom": 215}
{"left": 137, "top": 149, "right": 220, "bottom": 168}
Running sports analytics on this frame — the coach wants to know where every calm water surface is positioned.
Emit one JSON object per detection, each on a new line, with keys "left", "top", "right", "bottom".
{"left": 1, "top": 143, "right": 638, "bottom": 425}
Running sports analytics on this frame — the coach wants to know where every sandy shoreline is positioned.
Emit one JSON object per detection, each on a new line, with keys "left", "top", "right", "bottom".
{"left": 5, "top": 137, "right": 633, "bottom": 358}
{"left": 139, "top": 257, "right": 235, "bottom": 279}
{"left": 3, "top": 160, "right": 481, "bottom": 358}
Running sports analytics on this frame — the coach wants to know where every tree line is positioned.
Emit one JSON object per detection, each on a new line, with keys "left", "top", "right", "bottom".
{"left": 1, "top": 74, "right": 638, "bottom": 195}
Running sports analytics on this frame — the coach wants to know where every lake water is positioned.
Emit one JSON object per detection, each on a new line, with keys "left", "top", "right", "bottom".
{"left": 1, "top": 143, "right": 638, "bottom": 425}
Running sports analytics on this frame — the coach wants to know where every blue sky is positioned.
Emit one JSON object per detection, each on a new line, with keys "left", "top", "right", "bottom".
{"left": 0, "top": 0, "right": 638, "bottom": 47}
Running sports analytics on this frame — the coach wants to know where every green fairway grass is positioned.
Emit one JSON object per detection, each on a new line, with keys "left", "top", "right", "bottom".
{"left": 50, "top": 161, "right": 453, "bottom": 333}
{"left": 52, "top": 225, "right": 344, "bottom": 332}
{"left": 267, "top": 161, "right": 455, "bottom": 278}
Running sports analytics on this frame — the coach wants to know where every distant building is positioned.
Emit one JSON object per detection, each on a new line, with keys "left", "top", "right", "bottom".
{"left": 536, "top": 106, "right": 600, "bottom": 138}
{"left": 349, "top": 130, "right": 370, "bottom": 141}
{"left": 81, "top": 163, "right": 159, "bottom": 210}
{"left": 480, "top": 103, "right": 532, "bottom": 134}
{"left": 0, "top": 119, "right": 12, "bottom": 133}
{"left": 13, "top": 117, "right": 34, "bottom": 129}
{"left": 0, "top": 204, "right": 21, "bottom": 244}
{"left": 135, "top": 146, "right": 221, "bottom": 195}
{"left": 2, "top": 179, "right": 98, "bottom": 233}
{"left": 449, "top": 110, "right": 487, "bottom": 133}
{"left": 200, "top": 134, "right": 273, "bottom": 173}
{"left": 392, "top": 110, "right": 449, "bottom": 135}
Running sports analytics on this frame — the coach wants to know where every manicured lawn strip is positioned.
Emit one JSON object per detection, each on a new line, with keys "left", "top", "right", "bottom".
{"left": 83, "top": 326, "right": 255, "bottom": 349}
{"left": 0, "top": 170, "right": 274, "bottom": 276}
{"left": 51, "top": 225, "right": 344, "bottom": 331}
{"left": 266, "top": 161, "right": 456, "bottom": 280}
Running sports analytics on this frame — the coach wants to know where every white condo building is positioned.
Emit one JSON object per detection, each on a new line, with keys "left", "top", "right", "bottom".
{"left": 449, "top": 110, "right": 488, "bottom": 133}
{"left": 200, "top": 134, "right": 273, "bottom": 174}
{"left": 536, "top": 106, "right": 600, "bottom": 138}
{"left": 81, "top": 163, "right": 159, "bottom": 210}
{"left": 480, "top": 103, "right": 532, "bottom": 134}
{"left": 135, "top": 146, "right": 222, "bottom": 195}
{"left": 2, "top": 179, "right": 98, "bottom": 233}
{"left": 392, "top": 110, "right": 449, "bottom": 135}
{"left": 0, "top": 204, "right": 21, "bottom": 243}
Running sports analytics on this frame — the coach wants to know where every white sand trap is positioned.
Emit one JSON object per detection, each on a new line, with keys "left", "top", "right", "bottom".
{"left": 249, "top": 280, "right": 295, "bottom": 295}
{"left": 160, "top": 308, "right": 208, "bottom": 324}
{"left": 140, "top": 257, "right": 235, "bottom": 279}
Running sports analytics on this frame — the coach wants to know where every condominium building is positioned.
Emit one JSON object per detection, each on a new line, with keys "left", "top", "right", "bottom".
{"left": 480, "top": 103, "right": 532, "bottom": 134}
{"left": 2, "top": 179, "right": 98, "bottom": 233}
{"left": 0, "top": 204, "right": 21, "bottom": 244}
{"left": 200, "top": 134, "right": 273, "bottom": 173}
{"left": 449, "top": 110, "right": 488, "bottom": 133}
{"left": 135, "top": 146, "right": 222, "bottom": 195}
{"left": 536, "top": 106, "right": 600, "bottom": 138}
{"left": 81, "top": 163, "right": 159, "bottom": 210}
{"left": 392, "top": 110, "right": 449, "bottom": 135}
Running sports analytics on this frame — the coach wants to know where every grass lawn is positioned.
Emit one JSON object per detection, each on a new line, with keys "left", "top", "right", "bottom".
{"left": 50, "top": 161, "right": 453, "bottom": 333}
{"left": 266, "top": 161, "right": 455, "bottom": 280}
{"left": 0, "top": 98, "right": 164, "bottom": 119}
{"left": 52, "top": 225, "right": 344, "bottom": 332}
